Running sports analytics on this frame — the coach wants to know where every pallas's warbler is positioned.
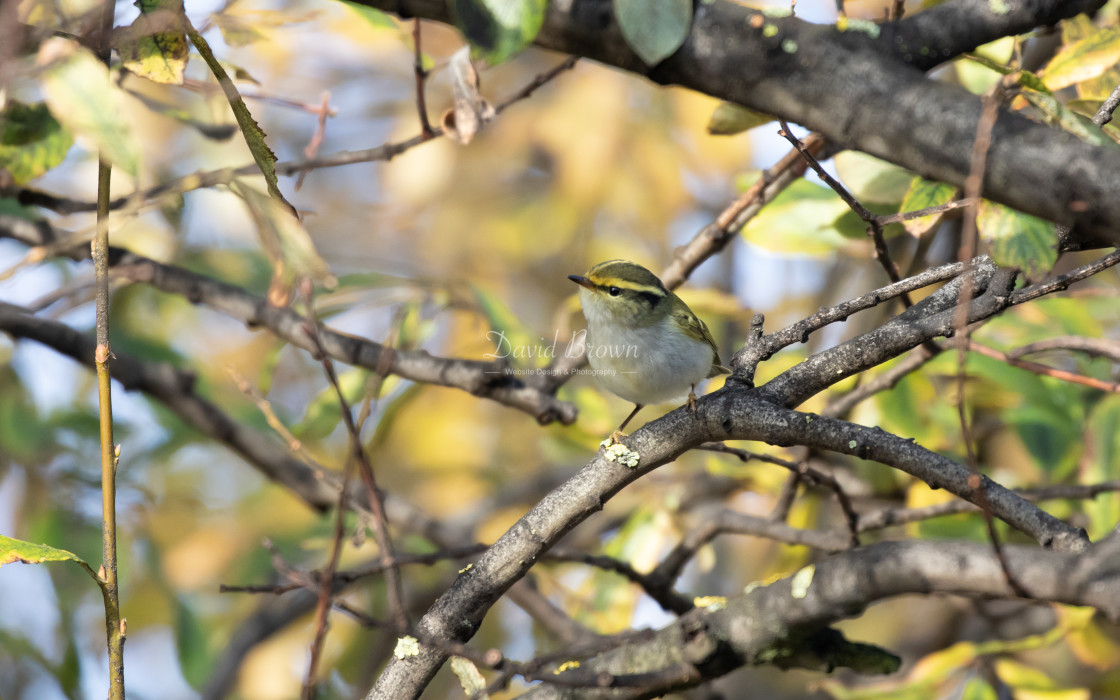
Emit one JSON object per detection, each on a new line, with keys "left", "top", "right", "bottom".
{"left": 568, "top": 260, "right": 728, "bottom": 440}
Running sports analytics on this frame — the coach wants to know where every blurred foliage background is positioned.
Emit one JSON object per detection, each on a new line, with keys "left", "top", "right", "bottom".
{"left": 2, "top": 0, "right": 1120, "bottom": 698}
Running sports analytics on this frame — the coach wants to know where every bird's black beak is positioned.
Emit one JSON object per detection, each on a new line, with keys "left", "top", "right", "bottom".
{"left": 568, "top": 275, "right": 595, "bottom": 290}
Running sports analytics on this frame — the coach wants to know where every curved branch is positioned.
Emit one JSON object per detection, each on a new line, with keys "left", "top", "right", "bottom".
{"left": 519, "top": 536, "right": 1120, "bottom": 698}
{"left": 364, "top": 385, "right": 1086, "bottom": 698}
{"left": 356, "top": 0, "right": 1120, "bottom": 246}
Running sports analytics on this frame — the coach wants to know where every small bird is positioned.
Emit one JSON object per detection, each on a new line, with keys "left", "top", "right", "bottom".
{"left": 568, "top": 260, "right": 729, "bottom": 441}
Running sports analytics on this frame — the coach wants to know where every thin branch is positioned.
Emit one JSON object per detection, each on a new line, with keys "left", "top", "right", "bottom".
{"left": 294, "top": 92, "right": 333, "bottom": 191}
{"left": 412, "top": 19, "right": 435, "bottom": 136}
{"left": 0, "top": 219, "right": 577, "bottom": 423}
{"left": 3, "top": 56, "right": 580, "bottom": 218}
{"left": 1092, "top": 80, "right": 1120, "bottom": 127}
{"left": 697, "top": 443, "right": 859, "bottom": 546}
{"left": 1009, "top": 249, "right": 1120, "bottom": 305}
{"left": 954, "top": 90, "right": 1026, "bottom": 598}
{"left": 660, "top": 133, "right": 829, "bottom": 289}
{"left": 969, "top": 341, "right": 1120, "bottom": 393}
{"left": 544, "top": 549, "right": 692, "bottom": 614}
{"left": 225, "top": 367, "right": 330, "bottom": 478}
{"left": 94, "top": 0, "right": 124, "bottom": 695}
{"left": 1008, "top": 336, "right": 1120, "bottom": 363}
{"left": 730, "top": 258, "right": 973, "bottom": 381}
{"left": 495, "top": 56, "right": 579, "bottom": 115}
{"left": 301, "top": 281, "right": 408, "bottom": 635}
{"left": 857, "top": 479, "right": 1120, "bottom": 531}
{"left": 219, "top": 545, "right": 487, "bottom": 595}
{"left": 873, "top": 197, "right": 977, "bottom": 226}
{"left": 822, "top": 345, "right": 938, "bottom": 418}
{"left": 300, "top": 367, "right": 363, "bottom": 697}
{"left": 777, "top": 120, "right": 905, "bottom": 293}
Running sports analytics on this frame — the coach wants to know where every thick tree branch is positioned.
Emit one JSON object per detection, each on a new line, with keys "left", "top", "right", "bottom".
{"left": 518, "top": 536, "right": 1120, "bottom": 698}
{"left": 357, "top": 0, "right": 1120, "bottom": 247}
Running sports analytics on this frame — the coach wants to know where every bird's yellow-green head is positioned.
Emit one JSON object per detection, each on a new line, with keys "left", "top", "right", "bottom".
{"left": 567, "top": 260, "right": 671, "bottom": 327}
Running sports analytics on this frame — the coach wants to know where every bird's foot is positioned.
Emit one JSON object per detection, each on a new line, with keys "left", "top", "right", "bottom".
{"left": 687, "top": 387, "right": 698, "bottom": 411}
{"left": 602, "top": 430, "right": 627, "bottom": 447}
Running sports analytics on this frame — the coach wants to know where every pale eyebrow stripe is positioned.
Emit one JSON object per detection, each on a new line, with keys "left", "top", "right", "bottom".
{"left": 588, "top": 278, "right": 665, "bottom": 296}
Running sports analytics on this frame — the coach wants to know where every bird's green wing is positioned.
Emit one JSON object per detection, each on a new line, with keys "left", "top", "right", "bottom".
{"left": 670, "top": 292, "right": 728, "bottom": 374}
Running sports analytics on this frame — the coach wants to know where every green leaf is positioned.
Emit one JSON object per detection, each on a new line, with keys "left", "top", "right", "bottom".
{"left": 1020, "top": 89, "right": 1118, "bottom": 148}
{"left": 833, "top": 151, "right": 915, "bottom": 205}
{"left": 188, "top": 29, "right": 290, "bottom": 209}
{"left": 119, "top": 0, "right": 189, "bottom": 85}
{"left": 449, "top": 0, "right": 548, "bottom": 66}
{"left": 473, "top": 284, "right": 539, "bottom": 364}
{"left": 0, "top": 101, "right": 74, "bottom": 184}
{"left": 39, "top": 39, "right": 141, "bottom": 176}
{"left": 614, "top": 0, "right": 692, "bottom": 66}
{"left": 0, "top": 367, "right": 49, "bottom": 460}
{"left": 706, "top": 101, "right": 774, "bottom": 135}
{"left": 293, "top": 368, "right": 370, "bottom": 440}
{"left": 740, "top": 179, "right": 849, "bottom": 256}
{"left": 1043, "top": 26, "right": 1120, "bottom": 92}
{"left": 898, "top": 177, "right": 957, "bottom": 237}
{"left": 232, "top": 180, "right": 336, "bottom": 286}
{"left": 337, "top": 0, "right": 397, "bottom": 29}
{"left": 175, "top": 596, "right": 212, "bottom": 687}
{"left": 976, "top": 199, "right": 1056, "bottom": 281}
{"left": 0, "top": 198, "right": 43, "bottom": 220}
{"left": 0, "top": 534, "right": 97, "bottom": 581}
{"left": 961, "top": 53, "right": 1049, "bottom": 94}
{"left": 961, "top": 678, "right": 998, "bottom": 700}
{"left": 1085, "top": 395, "right": 1120, "bottom": 539}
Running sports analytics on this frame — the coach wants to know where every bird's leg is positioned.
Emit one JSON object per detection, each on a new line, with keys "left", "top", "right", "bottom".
{"left": 687, "top": 385, "right": 698, "bottom": 411}
{"left": 608, "top": 403, "right": 644, "bottom": 444}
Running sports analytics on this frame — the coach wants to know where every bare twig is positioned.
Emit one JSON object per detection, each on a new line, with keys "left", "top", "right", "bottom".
{"left": 299, "top": 280, "right": 407, "bottom": 698}
{"left": 697, "top": 443, "right": 859, "bottom": 546}
{"left": 953, "top": 92, "right": 1028, "bottom": 597}
{"left": 873, "top": 197, "right": 977, "bottom": 226}
{"left": 1008, "top": 336, "right": 1120, "bottom": 363}
{"left": 968, "top": 341, "right": 1120, "bottom": 393}
{"left": 660, "top": 133, "right": 829, "bottom": 289}
{"left": 5, "top": 56, "right": 580, "bottom": 218}
{"left": 777, "top": 120, "right": 905, "bottom": 294}
{"left": 857, "top": 479, "right": 1120, "bottom": 531}
{"left": 295, "top": 92, "right": 333, "bottom": 191}
{"left": 822, "top": 344, "right": 938, "bottom": 418}
{"left": 543, "top": 549, "right": 692, "bottom": 614}
{"left": 1092, "top": 80, "right": 1120, "bottom": 127}
{"left": 412, "top": 18, "right": 435, "bottom": 136}
{"left": 93, "top": 0, "right": 125, "bottom": 696}
{"left": 730, "top": 258, "right": 974, "bottom": 375}
{"left": 1009, "top": 249, "right": 1120, "bottom": 305}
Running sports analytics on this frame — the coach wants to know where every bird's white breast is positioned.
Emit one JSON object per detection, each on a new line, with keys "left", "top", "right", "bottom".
{"left": 583, "top": 315, "right": 715, "bottom": 406}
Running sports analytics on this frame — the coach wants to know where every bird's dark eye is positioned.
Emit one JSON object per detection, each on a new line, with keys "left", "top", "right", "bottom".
{"left": 608, "top": 286, "right": 622, "bottom": 297}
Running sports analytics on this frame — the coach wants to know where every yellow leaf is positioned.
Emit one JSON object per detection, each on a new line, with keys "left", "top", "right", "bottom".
{"left": 1043, "top": 26, "right": 1120, "bottom": 91}
{"left": 119, "top": 0, "right": 189, "bottom": 85}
